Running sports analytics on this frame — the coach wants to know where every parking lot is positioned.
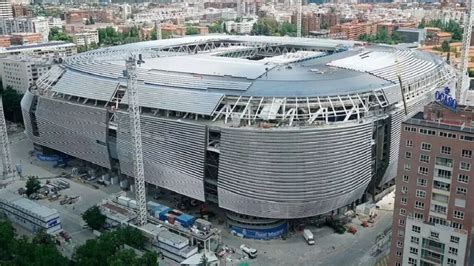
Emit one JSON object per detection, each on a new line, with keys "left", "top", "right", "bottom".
{"left": 3, "top": 131, "right": 394, "bottom": 265}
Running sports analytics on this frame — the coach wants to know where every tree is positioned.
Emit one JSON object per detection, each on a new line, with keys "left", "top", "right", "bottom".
{"left": 25, "top": 176, "right": 41, "bottom": 197}
{"left": 0, "top": 85, "right": 24, "bottom": 124}
{"left": 0, "top": 220, "right": 15, "bottom": 260}
{"left": 441, "top": 40, "right": 450, "bottom": 53}
{"left": 48, "top": 27, "right": 72, "bottom": 42}
{"left": 186, "top": 26, "right": 199, "bottom": 35}
{"left": 82, "top": 206, "right": 106, "bottom": 230}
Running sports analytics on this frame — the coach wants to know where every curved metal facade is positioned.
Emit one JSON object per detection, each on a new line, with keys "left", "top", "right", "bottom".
{"left": 116, "top": 112, "right": 206, "bottom": 201}
{"left": 217, "top": 121, "right": 373, "bottom": 219}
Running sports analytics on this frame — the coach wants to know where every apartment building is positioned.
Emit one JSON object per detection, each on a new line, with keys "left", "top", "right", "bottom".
{"left": 0, "top": 0, "right": 12, "bottom": 19}
{"left": 0, "top": 17, "right": 49, "bottom": 42}
{"left": 0, "top": 55, "right": 51, "bottom": 92}
{"left": 72, "top": 29, "right": 98, "bottom": 46}
{"left": 0, "top": 41, "right": 77, "bottom": 57}
{"left": 390, "top": 102, "right": 474, "bottom": 266}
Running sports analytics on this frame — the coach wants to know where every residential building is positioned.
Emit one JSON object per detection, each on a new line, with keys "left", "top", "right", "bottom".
{"left": 0, "top": 0, "right": 12, "bottom": 19}
{"left": 330, "top": 21, "right": 366, "bottom": 40}
{"left": 224, "top": 18, "right": 257, "bottom": 34}
{"left": 0, "top": 191, "right": 61, "bottom": 234}
{"left": 0, "top": 35, "right": 10, "bottom": 46}
{"left": 12, "top": 4, "right": 31, "bottom": 17}
{"left": 0, "top": 17, "right": 49, "bottom": 42}
{"left": 390, "top": 102, "right": 474, "bottom": 266}
{"left": 48, "top": 17, "right": 62, "bottom": 30}
{"left": 291, "top": 13, "right": 321, "bottom": 36}
{"left": 0, "top": 55, "right": 52, "bottom": 92}
{"left": 11, "top": 32, "right": 43, "bottom": 45}
{"left": 0, "top": 41, "right": 76, "bottom": 57}
{"left": 72, "top": 29, "right": 98, "bottom": 46}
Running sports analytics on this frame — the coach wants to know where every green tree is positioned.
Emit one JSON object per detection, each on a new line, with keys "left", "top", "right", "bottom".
{"left": 0, "top": 220, "right": 15, "bottom": 260}
{"left": 186, "top": 26, "right": 199, "bottom": 35}
{"left": 25, "top": 176, "right": 41, "bottom": 197}
{"left": 0, "top": 86, "right": 23, "bottom": 123}
{"left": 208, "top": 21, "right": 223, "bottom": 33}
{"left": 441, "top": 40, "right": 450, "bottom": 53}
{"left": 278, "top": 22, "right": 297, "bottom": 37}
{"left": 82, "top": 206, "right": 106, "bottom": 230}
{"left": 48, "top": 27, "right": 72, "bottom": 42}
{"left": 252, "top": 17, "right": 279, "bottom": 36}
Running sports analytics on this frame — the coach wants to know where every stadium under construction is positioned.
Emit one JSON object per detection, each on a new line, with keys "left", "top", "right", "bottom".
{"left": 21, "top": 36, "right": 457, "bottom": 238}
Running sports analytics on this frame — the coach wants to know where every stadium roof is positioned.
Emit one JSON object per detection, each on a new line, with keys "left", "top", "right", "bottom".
{"left": 41, "top": 35, "right": 448, "bottom": 115}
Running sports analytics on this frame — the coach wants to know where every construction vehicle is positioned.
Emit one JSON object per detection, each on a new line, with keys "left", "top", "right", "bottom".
{"left": 303, "top": 229, "right": 315, "bottom": 245}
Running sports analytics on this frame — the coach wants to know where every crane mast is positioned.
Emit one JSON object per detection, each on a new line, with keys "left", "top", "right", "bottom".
{"left": 457, "top": 0, "right": 474, "bottom": 104}
{"left": 296, "top": 0, "right": 302, "bottom": 37}
{"left": 0, "top": 97, "right": 14, "bottom": 188}
{"left": 125, "top": 57, "right": 147, "bottom": 226}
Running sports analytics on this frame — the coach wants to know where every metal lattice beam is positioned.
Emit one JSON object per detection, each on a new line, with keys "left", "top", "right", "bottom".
{"left": 125, "top": 57, "right": 147, "bottom": 226}
{"left": 457, "top": 0, "right": 473, "bottom": 104}
{"left": 0, "top": 97, "right": 14, "bottom": 188}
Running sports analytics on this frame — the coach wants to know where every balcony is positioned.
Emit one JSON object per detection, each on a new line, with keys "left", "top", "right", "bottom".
{"left": 421, "top": 253, "right": 443, "bottom": 265}
{"left": 435, "top": 157, "right": 453, "bottom": 168}
{"left": 422, "top": 239, "right": 445, "bottom": 255}
{"left": 432, "top": 187, "right": 450, "bottom": 197}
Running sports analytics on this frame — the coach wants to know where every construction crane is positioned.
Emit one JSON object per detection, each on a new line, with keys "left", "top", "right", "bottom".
{"left": 0, "top": 97, "right": 14, "bottom": 188}
{"left": 296, "top": 0, "right": 302, "bottom": 38}
{"left": 457, "top": 0, "right": 474, "bottom": 104}
{"left": 125, "top": 56, "right": 147, "bottom": 226}
{"left": 155, "top": 20, "right": 162, "bottom": 40}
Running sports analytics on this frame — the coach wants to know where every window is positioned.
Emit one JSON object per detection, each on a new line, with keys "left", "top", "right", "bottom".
{"left": 398, "top": 229, "right": 404, "bottom": 237}
{"left": 401, "top": 197, "right": 407, "bottom": 205}
{"left": 409, "top": 247, "right": 418, "bottom": 255}
{"left": 430, "top": 231, "right": 439, "bottom": 239}
{"left": 396, "top": 263, "right": 401, "bottom": 266}
{"left": 397, "top": 240, "right": 403, "bottom": 248}
{"left": 414, "top": 212, "right": 424, "bottom": 220}
{"left": 454, "top": 210, "right": 464, "bottom": 220}
{"left": 419, "top": 166, "right": 428, "bottom": 175}
{"left": 404, "top": 126, "right": 416, "bottom": 132}
{"left": 402, "top": 186, "right": 408, "bottom": 193}
{"left": 406, "top": 140, "right": 413, "bottom": 147}
{"left": 417, "top": 178, "right": 427, "bottom": 187}
{"left": 412, "top": 225, "right": 421, "bottom": 233}
{"left": 458, "top": 174, "right": 469, "bottom": 184}
{"left": 452, "top": 222, "right": 463, "bottom": 229}
{"left": 415, "top": 201, "right": 424, "bottom": 210}
{"left": 437, "top": 169, "right": 452, "bottom": 179}
{"left": 450, "top": 236, "right": 460, "bottom": 244}
{"left": 456, "top": 187, "right": 467, "bottom": 196}
{"left": 404, "top": 163, "right": 411, "bottom": 171}
{"left": 408, "top": 257, "right": 417, "bottom": 265}
{"left": 403, "top": 175, "right": 409, "bottom": 183}
{"left": 420, "top": 154, "right": 430, "bottom": 163}
{"left": 419, "top": 128, "right": 436, "bottom": 135}
{"left": 460, "top": 135, "right": 474, "bottom": 142}
{"left": 405, "top": 151, "right": 412, "bottom": 159}
{"left": 449, "top": 247, "right": 458, "bottom": 255}
{"left": 411, "top": 236, "right": 419, "bottom": 244}
{"left": 455, "top": 198, "right": 466, "bottom": 208}
{"left": 399, "top": 219, "right": 405, "bottom": 226}
{"left": 400, "top": 208, "right": 406, "bottom": 216}
{"left": 462, "top": 149, "right": 472, "bottom": 158}
{"left": 460, "top": 162, "right": 471, "bottom": 171}
{"left": 441, "top": 146, "right": 452, "bottom": 155}
{"left": 447, "top": 258, "right": 456, "bottom": 266}
{"left": 416, "top": 190, "right": 426, "bottom": 199}
{"left": 396, "top": 251, "right": 402, "bottom": 257}
{"left": 439, "top": 131, "right": 457, "bottom": 139}
{"left": 421, "top": 142, "right": 431, "bottom": 151}
{"left": 433, "top": 205, "right": 447, "bottom": 214}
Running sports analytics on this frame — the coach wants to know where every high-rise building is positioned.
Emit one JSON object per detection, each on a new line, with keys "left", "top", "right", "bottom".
{"left": 0, "top": 0, "right": 12, "bottom": 19}
{"left": 0, "top": 55, "right": 52, "bottom": 93}
{"left": 0, "top": 17, "right": 49, "bottom": 42}
{"left": 390, "top": 102, "right": 474, "bottom": 266}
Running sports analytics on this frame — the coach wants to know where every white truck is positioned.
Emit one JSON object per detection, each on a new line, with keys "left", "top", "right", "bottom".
{"left": 240, "top": 244, "right": 258, "bottom": 259}
{"left": 303, "top": 229, "right": 315, "bottom": 245}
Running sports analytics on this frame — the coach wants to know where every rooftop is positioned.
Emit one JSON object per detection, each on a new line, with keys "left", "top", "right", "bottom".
{"left": 0, "top": 191, "right": 59, "bottom": 220}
